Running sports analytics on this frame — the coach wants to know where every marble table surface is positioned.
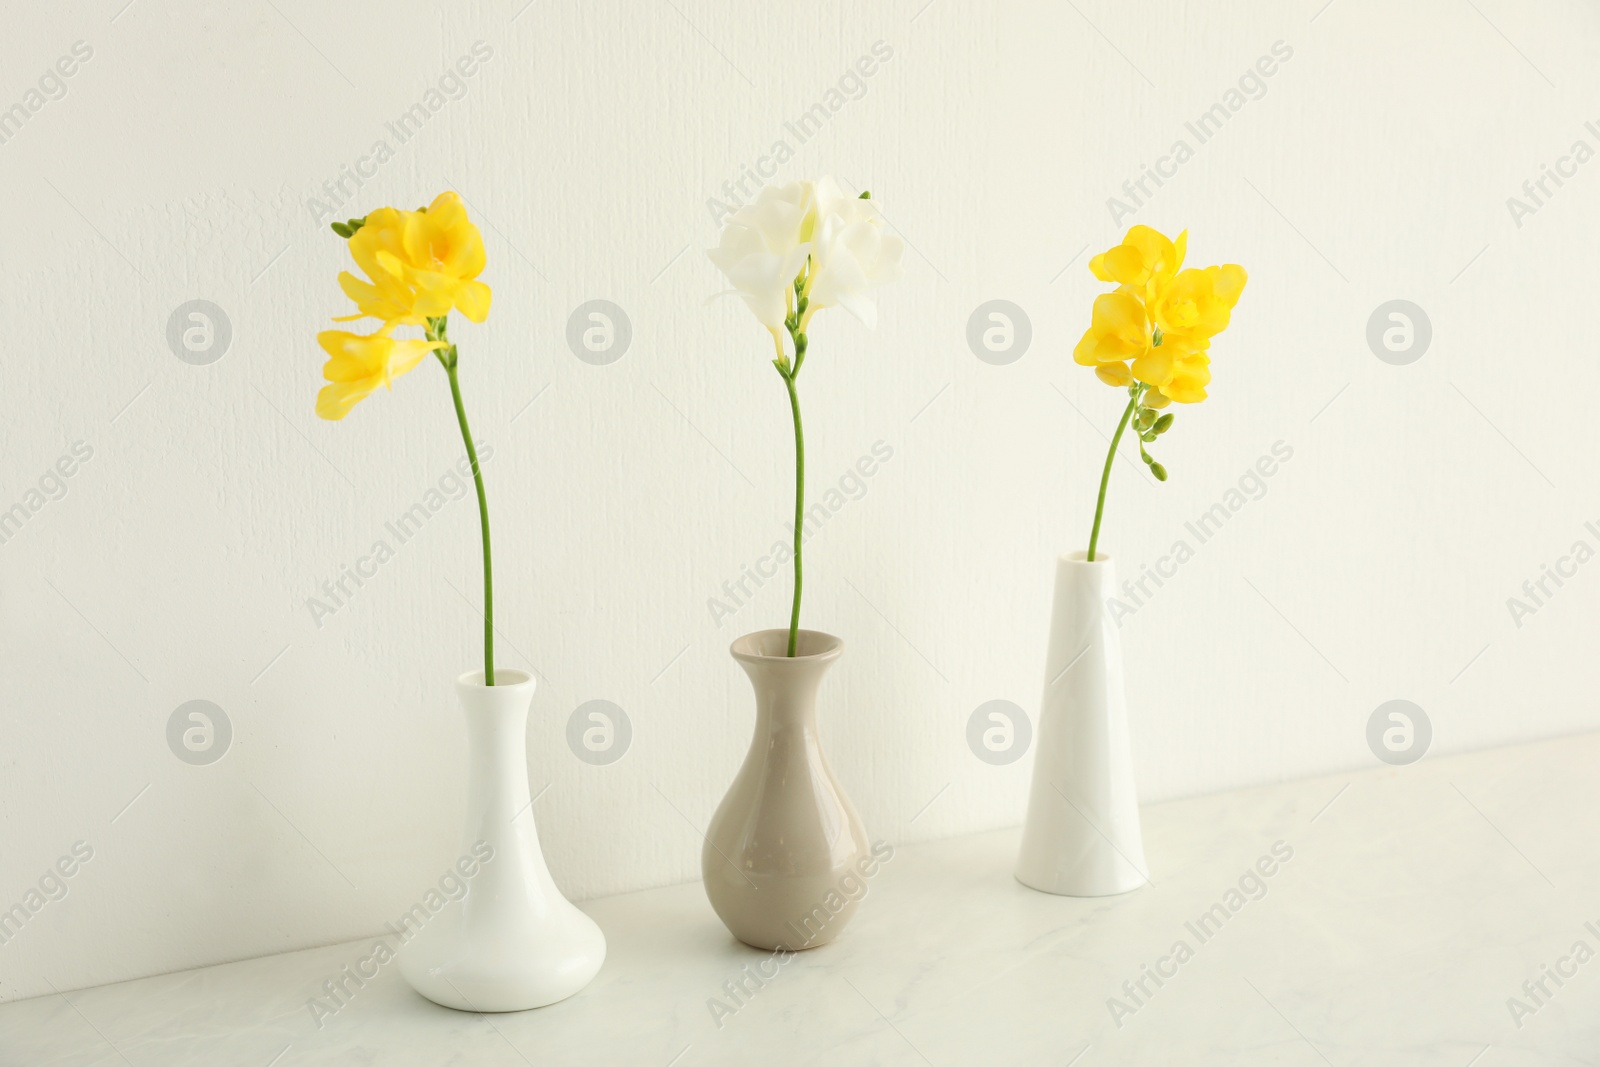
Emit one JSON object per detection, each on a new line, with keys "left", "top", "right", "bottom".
{"left": 5, "top": 733, "right": 1598, "bottom": 1066}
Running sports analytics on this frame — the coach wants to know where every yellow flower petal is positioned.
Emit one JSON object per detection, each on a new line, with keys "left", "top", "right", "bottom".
{"left": 1121, "top": 226, "right": 1172, "bottom": 271}
{"left": 1213, "top": 263, "right": 1247, "bottom": 304}
{"left": 1073, "top": 327, "right": 1103, "bottom": 367}
{"left": 386, "top": 337, "right": 447, "bottom": 380}
{"left": 1093, "top": 291, "right": 1146, "bottom": 336}
{"left": 1095, "top": 362, "right": 1133, "bottom": 387}
{"left": 316, "top": 380, "right": 377, "bottom": 421}
{"left": 374, "top": 249, "right": 409, "bottom": 279}
{"left": 1131, "top": 347, "right": 1174, "bottom": 387}
{"left": 1100, "top": 244, "right": 1149, "bottom": 287}
{"left": 1162, "top": 349, "right": 1211, "bottom": 403}
{"left": 453, "top": 279, "right": 492, "bottom": 323}
{"left": 318, "top": 329, "right": 386, "bottom": 380}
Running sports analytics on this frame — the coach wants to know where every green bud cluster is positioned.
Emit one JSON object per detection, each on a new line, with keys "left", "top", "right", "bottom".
{"left": 329, "top": 216, "right": 368, "bottom": 238}
{"left": 425, "top": 315, "right": 459, "bottom": 370}
{"left": 1127, "top": 383, "right": 1175, "bottom": 482}
{"left": 775, "top": 263, "right": 812, "bottom": 381}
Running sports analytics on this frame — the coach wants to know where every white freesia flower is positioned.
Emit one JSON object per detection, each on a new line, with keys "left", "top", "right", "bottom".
{"left": 803, "top": 176, "right": 904, "bottom": 330}
{"left": 706, "top": 181, "right": 815, "bottom": 345}
{"left": 706, "top": 177, "right": 902, "bottom": 659}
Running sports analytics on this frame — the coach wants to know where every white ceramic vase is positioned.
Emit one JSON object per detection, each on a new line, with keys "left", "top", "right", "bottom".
{"left": 399, "top": 669, "right": 606, "bottom": 1012}
{"left": 1015, "top": 552, "right": 1149, "bottom": 896}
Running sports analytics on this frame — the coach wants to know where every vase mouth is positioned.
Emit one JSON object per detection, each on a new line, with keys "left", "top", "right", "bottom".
{"left": 730, "top": 629, "right": 843, "bottom": 664}
{"left": 456, "top": 668, "right": 535, "bottom": 691}
{"left": 1063, "top": 550, "right": 1113, "bottom": 565}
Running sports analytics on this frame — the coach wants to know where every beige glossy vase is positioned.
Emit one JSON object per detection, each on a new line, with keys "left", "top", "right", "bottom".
{"left": 703, "top": 629, "right": 872, "bottom": 951}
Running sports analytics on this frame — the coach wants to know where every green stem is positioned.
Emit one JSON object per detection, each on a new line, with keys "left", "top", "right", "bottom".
{"left": 432, "top": 318, "right": 493, "bottom": 686}
{"left": 1086, "top": 388, "right": 1143, "bottom": 563}
{"left": 782, "top": 368, "right": 805, "bottom": 657}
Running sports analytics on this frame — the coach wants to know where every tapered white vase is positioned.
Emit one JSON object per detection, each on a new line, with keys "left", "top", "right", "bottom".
{"left": 1015, "top": 552, "right": 1149, "bottom": 896}
{"left": 399, "top": 669, "right": 606, "bottom": 1011}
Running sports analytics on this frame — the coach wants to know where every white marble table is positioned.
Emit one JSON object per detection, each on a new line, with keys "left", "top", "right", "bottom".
{"left": 5, "top": 733, "right": 1597, "bottom": 1066}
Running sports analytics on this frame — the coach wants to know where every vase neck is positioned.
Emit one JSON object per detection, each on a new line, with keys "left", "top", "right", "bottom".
{"left": 739, "top": 658, "right": 834, "bottom": 735}
{"left": 1059, "top": 552, "right": 1117, "bottom": 592}
{"left": 456, "top": 672, "right": 537, "bottom": 823}
{"left": 465, "top": 706, "right": 529, "bottom": 813}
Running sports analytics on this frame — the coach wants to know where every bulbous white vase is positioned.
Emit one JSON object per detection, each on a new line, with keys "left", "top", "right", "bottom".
{"left": 1015, "top": 553, "right": 1149, "bottom": 896}
{"left": 399, "top": 669, "right": 606, "bottom": 1011}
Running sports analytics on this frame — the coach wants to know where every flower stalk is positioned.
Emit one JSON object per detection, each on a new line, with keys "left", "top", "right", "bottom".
{"left": 776, "top": 275, "right": 811, "bottom": 657}
{"left": 706, "top": 179, "right": 903, "bottom": 657}
{"left": 780, "top": 369, "right": 805, "bottom": 657}
{"left": 1086, "top": 387, "right": 1142, "bottom": 563}
{"left": 429, "top": 316, "right": 495, "bottom": 685}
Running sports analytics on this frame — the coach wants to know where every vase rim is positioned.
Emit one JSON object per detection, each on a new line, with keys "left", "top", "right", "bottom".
{"left": 456, "top": 668, "right": 535, "bottom": 691}
{"left": 1062, "top": 550, "right": 1113, "bottom": 564}
{"left": 730, "top": 628, "right": 843, "bottom": 664}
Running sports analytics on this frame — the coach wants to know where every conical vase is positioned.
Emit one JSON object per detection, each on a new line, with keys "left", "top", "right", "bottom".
{"left": 1016, "top": 553, "right": 1149, "bottom": 896}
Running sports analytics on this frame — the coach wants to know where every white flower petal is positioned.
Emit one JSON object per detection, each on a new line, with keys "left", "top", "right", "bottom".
{"left": 806, "top": 207, "right": 904, "bottom": 329}
{"left": 706, "top": 183, "right": 818, "bottom": 333}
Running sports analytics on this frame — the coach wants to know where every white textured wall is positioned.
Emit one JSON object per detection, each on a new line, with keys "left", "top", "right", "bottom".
{"left": 2, "top": 0, "right": 1597, "bottom": 1000}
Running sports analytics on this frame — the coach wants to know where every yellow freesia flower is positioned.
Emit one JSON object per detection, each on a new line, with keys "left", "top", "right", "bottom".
{"left": 401, "top": 191, "right": 491, "bottom": 322}
{"left": 1146, "top": 334, "right": 1212, "bottom": 405}
{"left": 1097, "top": 326, "right": 1204, "bottom": 403}
{"left": 334, "top": 192, "right": 492, "bottom": 325}
{"left": 1077, "top": 235, "right": 1244, "bottom": 406}
{"left": 1090, "top": 225, "right": 1187, "bottom": 308}
{"left": 1073, "top": 291, "right": 1152, "bottom": 369}
{"left": 336, "top": 207, "right": 433, "bottom": 325}
{"left": 315, "top": 324, "right": 447, "bottom": 420}
{"left": 1151, "top": 264, "right": 1247, "bottom": 341}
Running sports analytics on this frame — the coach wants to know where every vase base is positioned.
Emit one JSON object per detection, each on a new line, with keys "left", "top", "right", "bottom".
{"left": 1013, "top": 868, "right": 1148, "bottom": 898}
{"left": 722, "top": 913, "right": 855, "bottom": 953}
{"left": 1014, "top": 830, "right": 1149, "bottom": 897}
{"left": 398, "top": 905, "right": 606, "bottom": 1013}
